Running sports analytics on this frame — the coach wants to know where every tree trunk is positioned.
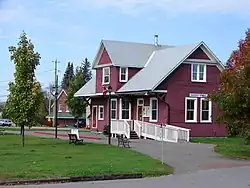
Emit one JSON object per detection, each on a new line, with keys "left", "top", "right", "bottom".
{"left": 21, "top": 125, "right": 25, "bottom": 147}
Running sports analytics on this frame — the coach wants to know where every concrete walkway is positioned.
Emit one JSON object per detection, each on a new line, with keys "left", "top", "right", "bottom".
{"left": 6, "top": 166, "right": 250, "bottom": 188}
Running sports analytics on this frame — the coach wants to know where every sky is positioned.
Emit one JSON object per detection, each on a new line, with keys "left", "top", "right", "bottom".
{"left": 0, "top": 0, "right": 249, "bottom": 101}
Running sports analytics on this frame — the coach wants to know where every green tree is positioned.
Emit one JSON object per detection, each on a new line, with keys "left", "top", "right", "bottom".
{"left": 210, "top": 29, "right": 250, "bottom": 144}
{"left": 61, "top": 62, "right": 74, "bottom": 91}
{"left": 4, "top": 31, "right": 43, "bottom": 147}
{"left": 67, "top": 58, "right": 92, "bottom": 120}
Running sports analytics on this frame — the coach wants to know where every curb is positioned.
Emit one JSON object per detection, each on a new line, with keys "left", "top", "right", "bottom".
{"left": 34, "top": 131, "right": 103, "bottom": 140}
{"left": 0, "top": 173, "right": 143, "bottom": 186}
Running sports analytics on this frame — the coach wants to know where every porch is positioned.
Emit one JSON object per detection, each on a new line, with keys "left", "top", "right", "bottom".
{"left": 111, "top": 120, "right": 190, "bottom": 143}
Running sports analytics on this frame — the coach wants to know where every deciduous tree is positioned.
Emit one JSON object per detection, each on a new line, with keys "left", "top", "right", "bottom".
{"left": 210, "top": 29, "right": 250, "bottom": 144}
{"left": 4, "top": 31, "right": 43, "bottom": 147}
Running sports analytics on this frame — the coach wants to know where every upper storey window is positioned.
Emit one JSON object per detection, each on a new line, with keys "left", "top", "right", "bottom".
{"left": 102, "top": 67, "right": 110, "bottom": 85}
{"left": 191, "top": 64, "right": 206, "bottom": 82}
{"left": 119, "top": 67, "right": 128, "bottom": 82}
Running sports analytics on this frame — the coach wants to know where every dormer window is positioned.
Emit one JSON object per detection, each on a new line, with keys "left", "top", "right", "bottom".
{"left": 191, "top": 64, "right": 206, "bottom": 82}
{"left": 119, "top": 67, "right": 128, "bottom": 82}
{"left": 102, "top": 67, "right": 110, "bottom": 85}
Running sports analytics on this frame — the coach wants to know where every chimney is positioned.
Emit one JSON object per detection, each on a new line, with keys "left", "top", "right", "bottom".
{"left": 154, "top": 34, "right": 159, "bottom": 46}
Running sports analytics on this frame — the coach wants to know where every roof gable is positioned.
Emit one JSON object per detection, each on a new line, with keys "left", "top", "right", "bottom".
{"left": 51, "top": 89, "right": 67, "bottom": 108}
{"left": 117, "top": 41, "right": 223, "bottom": 93}
{"left": 187, "top": 47, "right": 210, "bottom": 60}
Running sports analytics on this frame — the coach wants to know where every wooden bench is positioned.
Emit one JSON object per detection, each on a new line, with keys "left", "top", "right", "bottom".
{"left": 117, "top": 134, "right": 130, "bottom": 148}
{"left": 68, "top": 133, "right": 84, "bottom": 144}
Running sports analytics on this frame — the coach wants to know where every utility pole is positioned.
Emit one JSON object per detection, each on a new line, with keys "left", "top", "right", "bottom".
{"left": 53, "top": 59, "right": 59, "bottom": 139}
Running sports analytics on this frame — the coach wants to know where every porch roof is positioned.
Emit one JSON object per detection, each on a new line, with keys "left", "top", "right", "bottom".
{"left": 74, "top": 72, "right": 96, "bottom": 97}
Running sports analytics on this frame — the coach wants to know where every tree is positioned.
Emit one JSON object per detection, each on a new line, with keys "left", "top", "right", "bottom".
{"left": 210, "top": 29, "right": 250, "bottom": 144}
{"left": 67, "top": 58, "right": 92, "bottom": 119}
{"left": 4, "top": 31, "right": 43, "bottom": 147}
{"left": 61, "top": 62, "right": 74, "bottom": 91}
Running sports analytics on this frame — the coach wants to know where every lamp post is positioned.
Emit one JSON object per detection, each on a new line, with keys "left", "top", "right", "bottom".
{"left": 107, "top": 85, "right": 112, "bottom": 145}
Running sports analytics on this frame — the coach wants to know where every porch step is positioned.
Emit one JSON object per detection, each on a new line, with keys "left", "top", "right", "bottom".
{"left": 130, "top": 131, "right": 139, "bottom": 139}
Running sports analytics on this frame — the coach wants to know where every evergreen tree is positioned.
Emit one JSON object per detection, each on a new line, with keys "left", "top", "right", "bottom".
{"left": 61, "top": 62, "right": 74, "bottom": 91}
{"left": 4, "top": 31, "right": 43, "bottom": 147}
{"left": 82, "top": 58, "right": 92, "bottom": 83}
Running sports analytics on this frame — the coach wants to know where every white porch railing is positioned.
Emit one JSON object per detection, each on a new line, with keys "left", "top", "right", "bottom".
{"left": 111, "top": 120, "right": 130, "bottom": 139}
{"left": 165, "top": 124, "right": 190, "bottom": 142}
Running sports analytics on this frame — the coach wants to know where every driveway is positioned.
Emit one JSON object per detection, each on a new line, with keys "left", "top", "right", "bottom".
{"left": 6, "top": 130, "right": 250, "bottom": 174}
{"left": 6, "top": 166, "right": 250, "bottom": 188}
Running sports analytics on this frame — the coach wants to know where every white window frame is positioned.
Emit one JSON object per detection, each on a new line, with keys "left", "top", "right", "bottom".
{"left": 102, "top": 67, "right": 110, "bottom": 85}
{"left": 200, "top": 98, "right": 212, "bottom": 123}
{"left": 119, "top": 98, "right": 131, "bottom": 120}
{"left": 66, "top": 105, "right": 69, "bottom": 112}
{"left": 185, "top": 97, "right": 198, "bottom": 123}
{"left": 58, "top": 104, "right": 63, "bottom": 112}
{"left": 191, "top": 63, "right": 206, "bottom": 82}
{"left": 149, "top": 97, "right": 158, "bottom": 122}
{"left": 111, "top": 99, "right": 117, "bottom": 120}
{"left": 119, "top": 67, "right": 128, "bottom": 82}
{"left": 98, "top": 105, "right": 104, "bottom": 120}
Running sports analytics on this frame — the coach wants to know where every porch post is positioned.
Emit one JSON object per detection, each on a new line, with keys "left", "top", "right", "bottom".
{"left": 107, "top": 85, "right": 112, "bottom": 145}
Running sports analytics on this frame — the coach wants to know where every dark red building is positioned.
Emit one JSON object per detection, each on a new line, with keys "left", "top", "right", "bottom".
{"left": 75, "top": 38, "right": 226, "bottom": 137}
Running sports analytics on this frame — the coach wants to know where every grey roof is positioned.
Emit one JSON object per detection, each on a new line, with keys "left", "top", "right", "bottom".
{"left": 74, "top": 72, "right": 96, "bottom": 97}
{"left": 97, "top": 40, "right": 171, "bottom": 68}
{"left": 117, "top": 42, "right": 201, "bottom": 93}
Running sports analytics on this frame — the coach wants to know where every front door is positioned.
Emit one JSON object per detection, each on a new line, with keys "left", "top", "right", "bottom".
{"left": 137, "top": 99, "right": 144, "bottom": 121}
{"left": 92, "top": 106, "right": 97, "bottom": 129}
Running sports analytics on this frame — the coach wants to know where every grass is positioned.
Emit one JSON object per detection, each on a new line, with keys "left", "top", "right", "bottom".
{"left": 191, "top": 137, "right": 250, "bottom": 160}
{"left": 0, "top": 127, "right": 91, "bottom": 132}
{"left": 0, "top": 135, "right": 173, "bottom": 180}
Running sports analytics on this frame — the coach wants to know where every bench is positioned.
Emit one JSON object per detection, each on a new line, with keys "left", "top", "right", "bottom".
{"left": 117, "top": 134, "right": 130, "bottom": 148}
{"left": 68, "top": 133, "right": 84, "bottom": 144}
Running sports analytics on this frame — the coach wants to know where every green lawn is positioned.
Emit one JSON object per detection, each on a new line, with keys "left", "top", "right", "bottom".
{"left": 0, "top": 135, "right": 173, "bottom": 180}
{"left": 0, "top": 127, "right": 91, "bottom": 132}
{"left": 191, "top": 137, "right": 250, "bottom": 160}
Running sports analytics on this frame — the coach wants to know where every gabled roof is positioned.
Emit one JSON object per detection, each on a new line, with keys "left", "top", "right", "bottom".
{"left": 92, "top": 40, "right": 171, "bottom": 68}
{"left": 117, "top": 41, "right": 223, "bottom": 93}
{"left": 74, "top": 72, "right": 96, "bottom": 97}
{"left": 51, "top": 89, "right": 67, "bottom": 108}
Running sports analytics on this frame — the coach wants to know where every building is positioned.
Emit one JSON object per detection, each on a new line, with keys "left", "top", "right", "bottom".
{"left": 74, "top": 37, "right": 226, "bottom": 137}
{"left": 46, "top": 89, "right": 84, "bottom": 127}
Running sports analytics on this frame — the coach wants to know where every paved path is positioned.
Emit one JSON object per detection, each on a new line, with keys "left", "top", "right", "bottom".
{"left": 6, "top": 130, "right": 250, "bottom": 175}
{"left": 6, "top": 166, "right": 250, "bottom": 188}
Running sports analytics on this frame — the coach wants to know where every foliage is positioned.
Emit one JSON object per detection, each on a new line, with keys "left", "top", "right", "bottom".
{"left": 0, "top": 135, "right": 173, "bottom": 180}
{"left": 66, "top": 58, "right": 92, "bottom": 118}
{"left": 3, "top": 31, "right": 43, "bottom": 146}
{"left": 61, "top": 62, "right": 74, "bottom": 91}
{"left": 210, "top": 29, "right": 250, "bottom": 143}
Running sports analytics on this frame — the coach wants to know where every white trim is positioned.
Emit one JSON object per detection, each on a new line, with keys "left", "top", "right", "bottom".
{"left": 184, "top": 59, "right": 216, "bottom": 64}
{"left": 119, "top": 98, "right": 131, "bottom": 120}
{"left": 98, "top": 105, "right": 104, "bottom": 120}
{"left": 119, "top": 67, "right": 128, "bottom": 82}
{"left": 185, "top": 97, "right": 197, "bottom": 123}
{"left": 136, "top": 98, "right": 144, "bottom": 120}
{"left": 111, "top": 98, "right": 117, "bottom": 120}
{"left": 102, "top": 67, "right": 110, "bottom": 85}
{"left": 152, "top": 90, "right": 168, "bottom": 93}
{"left": 66, "top": 105, "right": 70, "bottom": 112}
{"left": 58, "top": 104, "right": 62, "bottom": 112}
{"left": 200, "top": 98, "right": 212, "bottom": 123}
{"left": 191, "top": 63, "right": 207, "bottom": 82}
{"left": 74, "top": 92, "right": 116, "bottom": 97}
{"left": 95, "top": 64, "right": 112, "bottom": 68}
{"left": 149, "top": 97, "right": 158, "bottom": 122}
{"left": 92, "top": 105, "right": 98, "bottom": 128}
{"left": 144, "top": 51, "right": 156, "bottom": 67}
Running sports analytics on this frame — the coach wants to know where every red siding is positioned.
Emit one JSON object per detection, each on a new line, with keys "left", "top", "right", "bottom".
{"left": 156, "top": 64, "right": 226, "bottom": 137}
{"left": 187, "top": 47, "right": 210, "bottom": 60}
{"left": 97, "top": 48, "right": 112, "bottom": 65}
{"left": 96, "top": 66, "right": 141, "bottom": 93}
{"left": 57, "top": 91, "right": 69, "bottom": 113}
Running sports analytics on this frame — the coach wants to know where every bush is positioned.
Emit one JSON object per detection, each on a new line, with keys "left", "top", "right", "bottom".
{"left": 103, "top": 124, "right": 110, "bottom": 136}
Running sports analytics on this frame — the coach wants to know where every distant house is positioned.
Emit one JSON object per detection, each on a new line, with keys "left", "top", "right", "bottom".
{"left": 46, "top": 89, "right": 85, "bottom": 127}
{"left": 74, "top": 37, "right": 226, "bottom": 137}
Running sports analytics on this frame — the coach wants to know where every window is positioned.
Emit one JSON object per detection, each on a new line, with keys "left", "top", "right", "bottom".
{"left": 191, "top": 64, "right": 206, "bottom": 82}
{"left": 111, "top": 99, "right": 117, "bottom": 120}
{"left": 98, "top": 105, "right": 104, "bottom": 120}
{"left": 102, "top": 67, "right": 110, "bottom": 84}
{"left": 200, "top": 98, "right": 212, "bottom": 123}
{"left": 66, "top": 105, "right": 69, "bottom": 112}
{"left": 120, "top": 98, "right": 131, "bottom": 120}
{"left": 185, "top": 97, "right": 197, "bottom": 123}
{"left": 119, "top": 67, "right": 128, "bottom": 82}
{"left": 58, "top": 104, "right": 63, "bottom": 112}
{"left": 150, "top": 98, "right": 158, "bottom": 122}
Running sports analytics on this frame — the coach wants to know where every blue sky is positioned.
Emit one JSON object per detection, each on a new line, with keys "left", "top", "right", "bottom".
{"left": 0, "top": 0, "right": 249, "bottom": 101}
